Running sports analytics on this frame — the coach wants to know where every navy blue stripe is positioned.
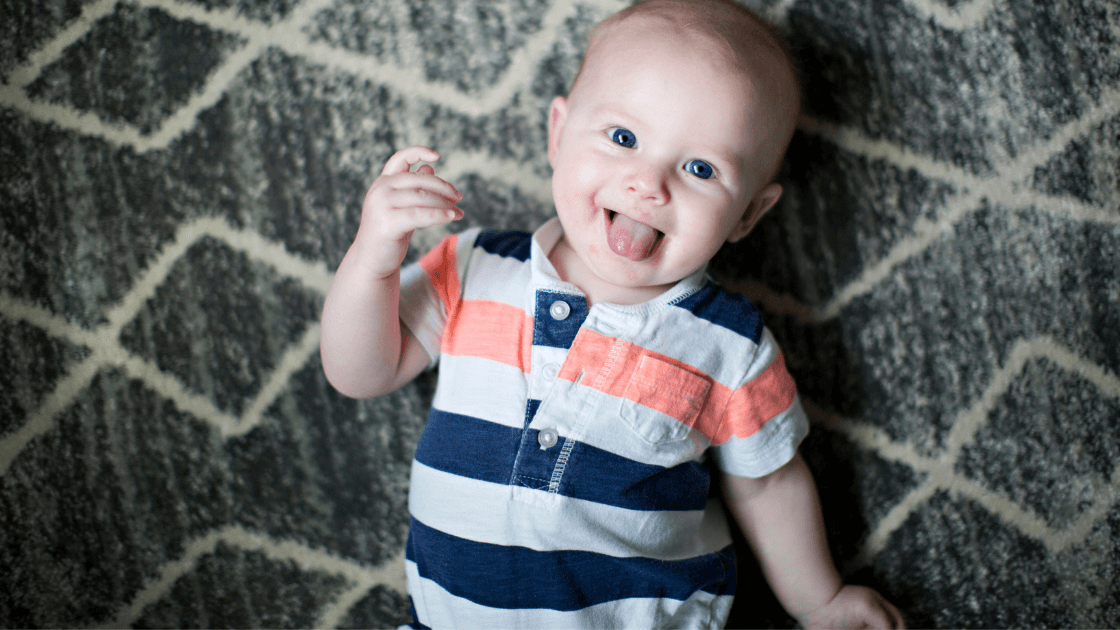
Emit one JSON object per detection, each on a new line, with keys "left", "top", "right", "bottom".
{"left": 533, "top": 291, "right": 588, "bottom": 349}
{"left": 415, "top": 409, "right": 522, "bottom": 485}
{"left": 559, "top": 439, "right": 710, "bottom": 511}
{"left": 414, "top": 409, "right": 709, "bottom": 511}
{"left": 672, "top": 282, "right": 763, "bottom": 343}
{"left": 406, "top": 517, "right": 736, "bottom": 611}
{"left": 475, "top": 229, "right": 532, "bottom": 261}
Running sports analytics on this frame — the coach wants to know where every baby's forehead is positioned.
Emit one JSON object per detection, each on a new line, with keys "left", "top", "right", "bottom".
{"left": 591, "top": 14, "right": 723, "bottom": 62}
{"left": 584, "top": 7, "right": 794, "bottom": 102}
{"left": 590, "top": 1, "right": 786, "bottom": 68}
{"left": 582, "top": 15, "right": 789, "bottom": 113}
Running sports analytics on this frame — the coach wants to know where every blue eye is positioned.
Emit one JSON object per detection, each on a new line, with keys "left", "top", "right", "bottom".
{"left": 685, "top": 159, "right": 714, "bottom": 179}
{"left": 610, "top": 128, "right": 636, "bottom": 148}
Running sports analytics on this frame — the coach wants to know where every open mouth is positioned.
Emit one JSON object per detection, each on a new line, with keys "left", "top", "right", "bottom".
{"left": 605, "top": 209, "right": 663, "bottom": 261}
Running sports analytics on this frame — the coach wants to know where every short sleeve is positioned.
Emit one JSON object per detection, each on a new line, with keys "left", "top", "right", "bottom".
{"left": 709, "top": 328, "right": 809, "bottom": 478}
{"left": 399, "top": 228, "right": 483, "bottom": 369}
{"left": 399, "top": 262, "right": 444, "bottom": 369}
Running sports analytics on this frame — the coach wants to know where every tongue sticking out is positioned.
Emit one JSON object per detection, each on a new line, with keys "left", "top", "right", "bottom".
{"left": 607, "top": 212, "right": 660, "bottom": 261}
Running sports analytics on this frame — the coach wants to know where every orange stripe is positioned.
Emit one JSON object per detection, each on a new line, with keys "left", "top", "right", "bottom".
{"left": 443, "top": 299, "right": 533, "bottom": 372}
{"left": 559, "top": 330, "right": 795, "bottom": 445}
{"left": 558, "top": 330, "right": 729, "bottom": 444}
{"left": 720, "top": 350, "right": 797, "bottom": 443}
{"left": 420, "top": 234, "right": 462, "bottom": 316}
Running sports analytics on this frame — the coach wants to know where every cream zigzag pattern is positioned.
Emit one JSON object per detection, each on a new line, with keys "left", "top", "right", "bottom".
{"left": 1, "top": 0, "right": 1118, "bottom": 625}
{"left": 818, "top": 334, "right": 1120, "bottom": 574}
{"left": 97, "top": 526, "right": 407, "bottom": 629}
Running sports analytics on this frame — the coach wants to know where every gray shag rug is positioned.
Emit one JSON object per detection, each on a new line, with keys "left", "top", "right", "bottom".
{"left": 2, "top": 0, "right": 1119, "bottom": 627}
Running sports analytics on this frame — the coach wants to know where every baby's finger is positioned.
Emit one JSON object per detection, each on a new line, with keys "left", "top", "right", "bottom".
{"left": 864, "top": 593, "right": 904, "bottom": 630}
{"left": 386, "top": 171, "right": 462, "bottom": 203}
{"left": 381, "top": 146, "right": 440, "bottom": 176}
{"left": 415, "top": 164, "right": 435, "bottom": 176}
{"left": 390, "top": 187, "right": 462, "bottom": 210}
{"left": 388, "top": 205, "right": 463, "bottom": 233}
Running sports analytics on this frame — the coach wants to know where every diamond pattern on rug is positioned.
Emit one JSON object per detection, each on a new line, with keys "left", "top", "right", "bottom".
{"left": 2, "top": 0, "right": 1118, "bottom": 626}
{"left": 26, "top": 2, "right": 247, "bottom": 134}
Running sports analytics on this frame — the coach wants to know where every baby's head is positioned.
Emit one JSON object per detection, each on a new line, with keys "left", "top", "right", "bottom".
{"left": 575, "top": 0, "right": 801, "bottom": 163}
{"left": 546, "top": 0, "right": 801, "bottom": 304}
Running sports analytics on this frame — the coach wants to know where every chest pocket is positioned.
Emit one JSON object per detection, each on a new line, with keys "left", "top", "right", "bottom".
{"left": 619, "top": 354, "right": 712, "bottom": 444}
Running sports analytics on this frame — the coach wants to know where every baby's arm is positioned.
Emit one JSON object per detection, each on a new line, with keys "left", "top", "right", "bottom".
{"left": 721, "top": 453, "right": 905, "bottom": 629}
{"left": 320, "top": 146, "right": 462, "bottom": 399}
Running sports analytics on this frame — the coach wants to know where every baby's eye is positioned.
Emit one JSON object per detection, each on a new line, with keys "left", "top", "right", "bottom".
{"left": 610, "top": 128, "right": 636, "bottom": 148}
{"left": 685, "top": 159, "right": 714, "bottom": 179}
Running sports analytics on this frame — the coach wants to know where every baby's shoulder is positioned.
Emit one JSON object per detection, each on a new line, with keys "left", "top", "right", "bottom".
{"left": 671, "top": 279, "right": 765, "bottom": 347}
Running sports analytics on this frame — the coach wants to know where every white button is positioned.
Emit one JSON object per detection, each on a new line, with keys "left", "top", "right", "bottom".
{"left": 542, "top": 363, "right": 560, "bottom": 380}
{"left": 549, "top": 300, "right": 571, "bottom": 320}
{"left": 538, "top": 428, "right": 559, "bottom": 449}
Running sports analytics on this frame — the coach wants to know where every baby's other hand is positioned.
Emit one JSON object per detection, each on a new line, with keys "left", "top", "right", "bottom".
{"left": 356, "top": 146, "right": 463, "bottom": 278}
{"left": 803, "top": 584, "right": 905, "bottom": 630}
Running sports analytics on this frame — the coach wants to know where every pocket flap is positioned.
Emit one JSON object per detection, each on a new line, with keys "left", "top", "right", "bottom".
{"left": 620, "top": 355, "right": 712, "bottom": 443}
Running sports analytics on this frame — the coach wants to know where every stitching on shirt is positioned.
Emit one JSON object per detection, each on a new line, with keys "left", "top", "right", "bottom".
{"left": 594, "top": 338, "right": 624, "bottom": 390}
{"left": 514, "top": 474, "right": 551, "bottom": 491}
{"left": 508, "top": 415, "right": 539, "bottom": 486}
{"left": 548, "top": 438, "right": 575, "bottom": 493}
{"left": 549, "top": 338, "right": 625, "bottom": 493}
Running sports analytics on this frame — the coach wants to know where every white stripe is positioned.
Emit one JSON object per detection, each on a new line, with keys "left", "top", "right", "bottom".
{"left": 460, "top": 246, "right": 534, "bottom": 308}
{"left": 711, "top": 397, "right": 810, "bottom": 478}
{"left": 432, "top": 354, "right": 528, "bottom": 429}
{"left": 399, "top": 265, "right": 445, "bottom": 367}
{"left": 616, "top": 302, "right": 763, "bottom": 389}
{"left": 530, "top": 345, "right": 571, "bottom": 400}
{"left": 405, "top": 559, "right": 732, "bottom": 630}
{"left": 538, "top": 383, "right": 710, "bottom": 469}
{"left": 452, "top": 227, "right": 483, "bottom": 287}
{"left": 409, "top": 460, "right": 733, "bottom": 560}
{"left": 743, "top": 327, "right": 783, "bottom": 383}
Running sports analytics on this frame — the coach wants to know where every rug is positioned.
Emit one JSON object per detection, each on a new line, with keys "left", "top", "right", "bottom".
{"left": 2, "top": 0, "right": 1118, "bottom": 627}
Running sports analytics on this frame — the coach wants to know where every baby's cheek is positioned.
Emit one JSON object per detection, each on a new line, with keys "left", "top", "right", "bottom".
{"left": 569, "top": 155, "right": 604, "bottom": 187}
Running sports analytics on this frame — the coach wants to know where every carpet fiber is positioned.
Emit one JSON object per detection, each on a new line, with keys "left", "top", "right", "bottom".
{"left": 2, "top": 0, "right": 1119, "bottom": 627}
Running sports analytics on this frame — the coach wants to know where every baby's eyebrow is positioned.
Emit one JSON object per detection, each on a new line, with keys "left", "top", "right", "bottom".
{"left": 590, "top": 102, "right": 643, "bottom": 123}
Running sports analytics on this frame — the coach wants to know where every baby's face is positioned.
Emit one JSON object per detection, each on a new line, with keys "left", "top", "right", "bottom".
{"left": 547, "top": 18, "right": 786, "bottom": 303}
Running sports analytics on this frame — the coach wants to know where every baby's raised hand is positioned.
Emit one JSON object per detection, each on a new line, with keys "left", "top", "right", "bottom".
{"left": 356, "top": 146, "right": 463, "bottom": 278}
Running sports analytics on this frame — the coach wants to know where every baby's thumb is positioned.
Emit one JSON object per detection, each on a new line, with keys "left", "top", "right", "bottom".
{"left": 415, "top": 164, "right": 435, "bottom": 176}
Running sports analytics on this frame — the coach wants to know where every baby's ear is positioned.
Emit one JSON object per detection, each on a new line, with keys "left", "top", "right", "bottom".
{"left": 547, "top": 96, "right": 568, "bottom": 168}
{"left": 728, "top": 183, "right": 783, "bottom": 243}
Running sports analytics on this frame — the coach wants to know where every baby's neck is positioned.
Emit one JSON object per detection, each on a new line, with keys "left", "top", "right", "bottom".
{"left": 548, "top": 237, "right": 670, "bottom": 306}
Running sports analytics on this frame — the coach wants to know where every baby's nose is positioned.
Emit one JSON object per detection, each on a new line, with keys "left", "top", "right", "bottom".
{"left": 623, "top": 162, "right": 670, "bottom": 203}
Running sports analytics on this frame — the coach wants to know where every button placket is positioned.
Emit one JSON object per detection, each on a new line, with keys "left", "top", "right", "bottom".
{"left": 512, "top": 289, "right": 590, "bottom": 498}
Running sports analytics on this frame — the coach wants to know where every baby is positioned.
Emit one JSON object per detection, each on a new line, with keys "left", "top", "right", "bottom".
{"left": 320, "top": 0, "right": 904, "bottom": 627}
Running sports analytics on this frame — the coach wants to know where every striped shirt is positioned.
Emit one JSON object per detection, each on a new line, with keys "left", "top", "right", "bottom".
{"left": 398, "top": 219, "right": 809, "bottom": 629}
